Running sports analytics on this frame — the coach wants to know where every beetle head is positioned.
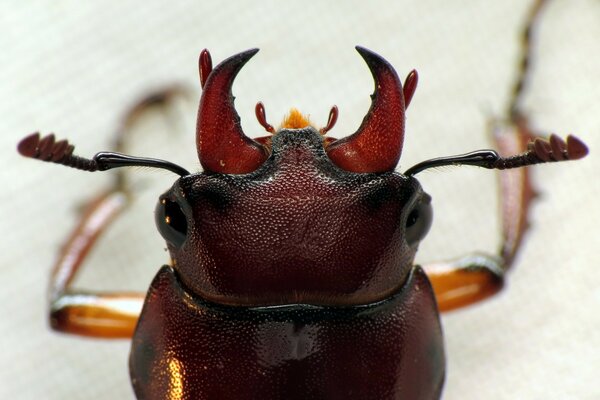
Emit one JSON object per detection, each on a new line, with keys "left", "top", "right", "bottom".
{"left": 156, "top": 48, "right": 432, "bottom": 307}
{"left": 18, "top": 47, "right": 586, "bottom": 305}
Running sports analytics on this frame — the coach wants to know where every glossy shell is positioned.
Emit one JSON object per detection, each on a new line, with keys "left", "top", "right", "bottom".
{"left": 130, "top": 265, "right": 445, "bottom": 399}
{"left": 130, "top": 49, "right": 444, "bottom": 399}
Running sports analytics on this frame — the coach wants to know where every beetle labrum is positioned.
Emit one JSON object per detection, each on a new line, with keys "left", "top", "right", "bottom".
{"left": 18, "top": 13, "right": 588, "bottom": 400}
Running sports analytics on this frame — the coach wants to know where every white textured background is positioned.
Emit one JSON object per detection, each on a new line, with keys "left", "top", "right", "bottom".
{"left": 1, "top": 1, "right": 599, "bottom": 399}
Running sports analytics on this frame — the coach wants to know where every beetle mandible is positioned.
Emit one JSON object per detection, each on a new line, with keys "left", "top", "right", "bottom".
{"left": 17, "top": 3, "right": 588, "bottom": 400}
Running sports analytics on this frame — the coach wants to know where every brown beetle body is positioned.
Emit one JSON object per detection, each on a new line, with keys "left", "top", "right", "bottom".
{"left": 130, "top": 125, "right": 445, "bottom": 398}
{"left": 17, "top": 5, "right": 588, "bottom": 395}
{"left": 131, "top": 265, "right": 444, "bottom": 399}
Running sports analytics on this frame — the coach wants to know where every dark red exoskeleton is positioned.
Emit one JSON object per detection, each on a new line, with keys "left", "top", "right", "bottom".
{"left": 17, "top": 4, "right": 588, "bottom": 399}
{"left": 130, "top": 46, "right": 450, "bottom": 399}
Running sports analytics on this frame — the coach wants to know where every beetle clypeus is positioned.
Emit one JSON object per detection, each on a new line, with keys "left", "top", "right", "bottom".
{"left": 17, "top": 1, "right": 588, "bottom": 399}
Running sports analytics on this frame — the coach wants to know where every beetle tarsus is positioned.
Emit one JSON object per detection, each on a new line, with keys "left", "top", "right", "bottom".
{"left": 507, "top": 0, "right": 549, "bottom": 118}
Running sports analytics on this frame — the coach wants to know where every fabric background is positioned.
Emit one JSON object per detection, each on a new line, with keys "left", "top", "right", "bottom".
{"left": 1, "top": 1, "right": 598, "bottom": 399}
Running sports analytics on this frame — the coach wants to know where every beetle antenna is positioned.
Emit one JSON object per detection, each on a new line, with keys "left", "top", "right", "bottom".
{"left": 18, "top": 132, "right": 190, "bottom": 176}
{"left": 405, "top": 134, "right": 588, "bottom": 176}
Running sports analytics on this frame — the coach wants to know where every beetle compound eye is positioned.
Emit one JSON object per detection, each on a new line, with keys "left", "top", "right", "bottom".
{"left": 156, "top": 198, "right": 188, "bottom": 247}
{"left": 405, "top": 200, "right": 433, "bottom": 245}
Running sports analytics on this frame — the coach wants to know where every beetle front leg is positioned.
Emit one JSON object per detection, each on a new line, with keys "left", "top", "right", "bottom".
{"left": 425, "top": 0, "right": 551, "bottom": 313}
{"left": 46, "top": 87, "right": 190, "bottom": 338}
{"left": 425, "top": 255, "right": 504, "bottom": 313}
{"left": 48, "top": 190, "right": 145, "bottom": 338}
{"left": 426, "top": 109, "right": 542, "bottom": 312}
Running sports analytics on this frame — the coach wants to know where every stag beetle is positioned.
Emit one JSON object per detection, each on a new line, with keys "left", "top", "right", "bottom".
{"left": 18, "top": 11, "right": 588, "bottom": 400}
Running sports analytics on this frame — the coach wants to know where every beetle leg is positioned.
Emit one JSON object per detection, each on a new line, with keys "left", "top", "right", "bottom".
{"left": 50, "top": 292, "right": 144, "bottom": 338}
{"left": 47, "top": 190, "right": 145, "bottom": 338}
{"left": 507, "top": 0, "right": 548, "bottom": 119}
{"left": 425, "top": 0, "right": 549, "bottom": 313}
{"left": 424, "top": 255, "right": 504, "bottom": 313}
{"left": 112, "top": 85, "right": 192, "bottom": 188}
{"left": 48, "top": 88, "right": 190, "bottom": 338}
{"left": 425, "top": 118, "right": 538, "bottom": 312}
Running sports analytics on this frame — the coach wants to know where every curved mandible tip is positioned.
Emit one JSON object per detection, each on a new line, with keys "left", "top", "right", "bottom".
{"left": 196, "top": 48, "right": 269, "bottom": 174}
{"left": 326, "top": 46, "right": 406, "bottom": 173}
